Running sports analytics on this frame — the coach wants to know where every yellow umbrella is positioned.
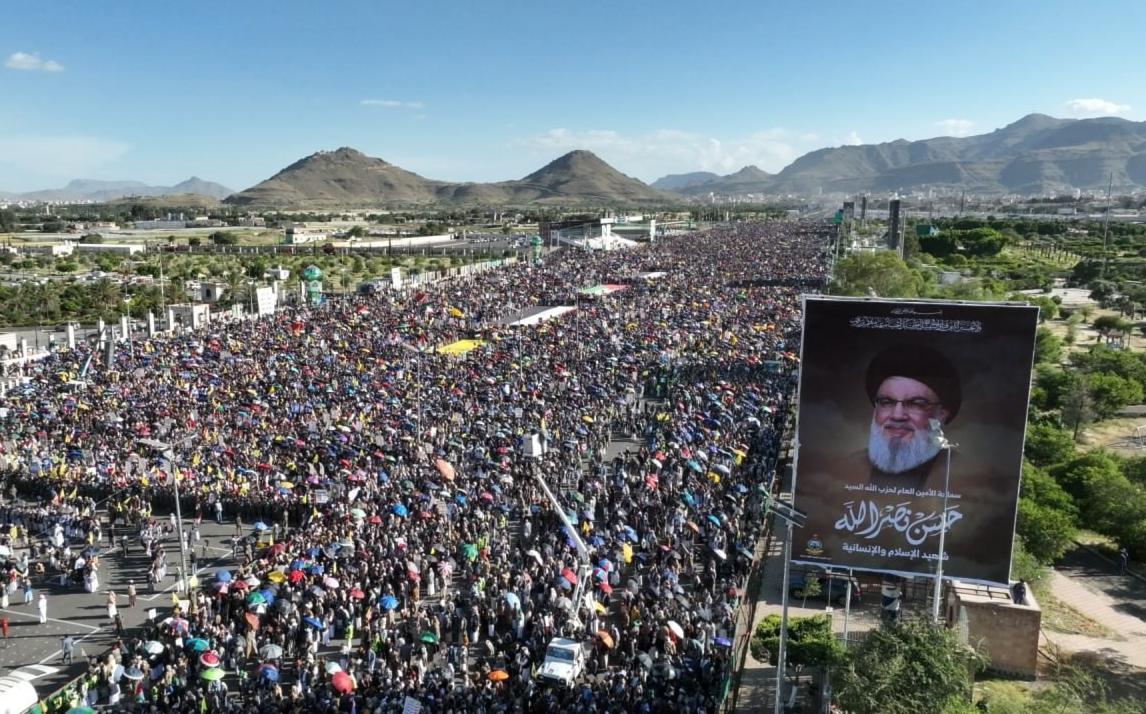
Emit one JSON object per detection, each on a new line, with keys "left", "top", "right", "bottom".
{"left": 582, "top": 415, "right": 594, "bottom": 424}
{"left": 267, "top": 571, "right": 286, "bottom": 584}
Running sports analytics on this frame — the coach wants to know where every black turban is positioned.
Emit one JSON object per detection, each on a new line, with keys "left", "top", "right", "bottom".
{"left": 864, "top": 345, "right": 961, "bottom": 423}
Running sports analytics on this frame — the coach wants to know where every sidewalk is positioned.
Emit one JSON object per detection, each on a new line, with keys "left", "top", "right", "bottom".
{"left": 1044, "top": 547, "right": 1146, "bottom": 669}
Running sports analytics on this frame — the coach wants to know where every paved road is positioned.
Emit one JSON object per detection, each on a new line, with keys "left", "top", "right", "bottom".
{"left": 0, "top": 505, "right": 243, "bottom": 700}
{"left": 1046, "top": 546, "right": 1146, "bottom": 670}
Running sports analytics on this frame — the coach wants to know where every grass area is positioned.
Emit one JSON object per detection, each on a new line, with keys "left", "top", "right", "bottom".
{"left": 1033, "top": 579, "right": 1121, "bottom": 640}
{"left": 973, "top": 649, "right": 1146, "bottom": 713}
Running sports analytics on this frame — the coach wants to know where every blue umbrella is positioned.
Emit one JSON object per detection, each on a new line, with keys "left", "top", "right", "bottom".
{"left": 392, "top": 504, "right": 409, "bottom": 518}
{"left": 216, "top": 571, "right": 233, "bottom": 583}
{"left": 734, "top": 484, "right": 748, "bottom": 494}
{"left": 682, "top": 491, "right": 697, "bottom": 508}
{"left": 621, "top": 526, "right": 639, "bottom": 543}
{"left": 304, "top": 616, "right": 324, "bottom": 630}
{"left": 258, "top": 664, "right": 280, "bottom": 682}
{"left": 687, "top": 460, "right": 702, "bottom": 474}
{"left": 588, "top": 535, "right": 605, "bottom": 547}
{"left": 258, "top": 589, "right": 276, "bottom": 606}
{"left": 290, "top": 559, "right": 306, "bottom": 571}
{"left": 455, "top": 494, "right": 467, "bottom": 505}
{"left": 309, "top": 564, "right": 325, "bottom": 575}
{"left": 707, "top": 514, "right": 721, "bottom": 527}
{"left": 380, "top": 595, "right": 398, "bottom": 611}
{"left": 186, "top": 638, "right": 210, "bottom": 652}
{"left": 306, "top": 548, "right": 320, "bottom": 558}
{"left": 504, "top": 592, "right": 521, "bottom": 609}
{"left": 254, "top": 521, "right": 269, "bottom": 531}
{"left": 715, "top": 636, "right": 732, "bottom": 648}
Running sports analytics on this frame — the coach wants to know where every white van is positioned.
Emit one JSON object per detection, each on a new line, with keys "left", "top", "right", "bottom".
{"left": 0, "top": 677, "right": 40, "bottom": 714}
{"left": 0, "top": 664, "right": 60, "bottom": 714}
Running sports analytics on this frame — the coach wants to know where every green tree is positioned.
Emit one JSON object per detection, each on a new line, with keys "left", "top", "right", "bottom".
{"left": 1024, "top": 423, "right": 1076, "bottom": 467}
{"left": 1060, "top": 373, "right": 1094, "bottom": 441}
{"left": 749, "top": 614, "right": 843, "bottom": 675}
{"left": 1034, "top": 327, "right": 1064, "bottom": 365}
{"left": 78, "top": 233, "right": 104, "bottom": 244}
{"left": 831, "top": 251, "right": 924, "bottom": 298}
{"left": 1091, "top": 314, "right": 1132, "bottom": 344}
{"left": 1018, "top": 464, "right": 1078, "bottom": 563}
{"left": 834, "top": 618, "right": 986, "bottom": 714}
{"left": 1087, "top": 371, "right": 1143, "bottom": 419}
{"left": 210, "top": 231, "right": 237, "bottom": 246}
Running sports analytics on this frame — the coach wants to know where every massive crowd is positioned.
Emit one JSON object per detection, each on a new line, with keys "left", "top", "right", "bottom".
{"left": 0, "top": 223, "right": 828, "bottom": 713}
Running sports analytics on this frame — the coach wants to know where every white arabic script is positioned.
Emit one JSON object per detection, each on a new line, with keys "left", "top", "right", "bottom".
{"left": 833, "top": 499, "right": 963, "bottom": 547}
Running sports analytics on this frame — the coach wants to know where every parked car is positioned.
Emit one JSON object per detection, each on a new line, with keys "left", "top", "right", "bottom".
{"left": 536, "top": 637, "right": 587, "bottom": 688}
{"left": 788, "top": 571, "right": 862, "bottom": 605}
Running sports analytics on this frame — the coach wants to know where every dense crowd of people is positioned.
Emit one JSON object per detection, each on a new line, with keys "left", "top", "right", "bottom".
{"left": 0, "top": 223, "right": 828, "bottom": 713}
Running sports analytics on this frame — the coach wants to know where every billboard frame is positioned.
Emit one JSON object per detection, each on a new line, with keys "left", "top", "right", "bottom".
{"left": 789, "top": 295, "right": 1038, "bottom": 587}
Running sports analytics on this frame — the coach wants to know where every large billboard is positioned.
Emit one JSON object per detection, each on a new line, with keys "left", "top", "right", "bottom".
{"left": 792, "top": 297, "right": 1038, "bottom": 584}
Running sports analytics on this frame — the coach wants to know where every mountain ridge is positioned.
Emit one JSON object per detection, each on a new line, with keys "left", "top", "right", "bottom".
{"left": 225, "top": 148, "right": 672, "bottom": 207}
{"left": 658, "top": 114, "right": 1146, "bottom": 196}
{"left": 8, "top": 177, "right": 233, "bottom": 203}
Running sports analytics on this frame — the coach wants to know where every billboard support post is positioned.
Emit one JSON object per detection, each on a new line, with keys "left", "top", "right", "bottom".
{"left": 770, "top": 449, "right": 806, "bottom": 714}
{"left": 843, "top": 568, "right": 853, "bottom": 646}
{"left": 931, "top": 424, "right": 957, "bottom": 623}
{"left": 775, "top": 517, "right": 793, "bottom": 714}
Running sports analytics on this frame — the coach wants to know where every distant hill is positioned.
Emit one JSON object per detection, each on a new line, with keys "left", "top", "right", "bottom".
{"left": 650, "top": 171, "right": 721, "bottom": 191}
{"left": 656, "top": 114, "right": 1146, "bottom": 196}
{"left": 12, "top": 176, "right": 232, "bottom": 203}
{"left": 226, "top": 147, "right": 673, "bottom": 207}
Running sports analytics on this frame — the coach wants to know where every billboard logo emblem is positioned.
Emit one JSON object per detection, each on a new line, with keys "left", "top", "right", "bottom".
{"left": 805, "top": 535, "right": 824, "bottom": 556}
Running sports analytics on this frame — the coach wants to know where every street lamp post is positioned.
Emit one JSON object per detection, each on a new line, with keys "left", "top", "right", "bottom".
{"left": 139, "top": 436, "right": 195, "bottom": 596}
{"left": 929, "top": 420, "right": 957, "bottom": 623}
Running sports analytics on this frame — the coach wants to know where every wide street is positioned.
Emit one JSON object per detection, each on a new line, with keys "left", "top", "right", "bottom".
{"left": 0, "top": 503, "right": 242, "bottom": 701}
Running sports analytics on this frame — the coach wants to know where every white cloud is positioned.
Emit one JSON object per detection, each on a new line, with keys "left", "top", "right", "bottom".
{"left": 934, "top": 118, "right": 976, "bottom": 137}
{"left": 0, "top": 135, "right": 129, "bottom": 178}
{"left": 5, "top": 51, "right": 65, "bottom": 72}
{"left": 841, "top": 131, "right": 863, "bottom": 146}
{"left": 361, "top": 99, "right": 424, "bottom": 109}
{"left": 1064, "top": 98, "right": 1130, "bottom": 117}
{"left": 510, "top": 127, "right": 813, "bottom": 179}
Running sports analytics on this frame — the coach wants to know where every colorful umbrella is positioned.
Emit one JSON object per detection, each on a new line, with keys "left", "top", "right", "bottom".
{"left": 186, "top": 638, "right": 209, "bottom": 652}
{"left": 419, "top": 631, "right": 439, "bottom": 644}
{"left": 380, "top": 595, "right": 399, "bottom": 611}
{"left": 488, "top": 670, "right": 510, "bottom": 682}
{"left": 331, "top": 671, "right": 354, "bottom": 693}
{"left": 596, "top": 630, "right": 615, "bottom": 649}
{"left": 200, "top": 668, "right": 225, "bottom": 682}
{"left": 259, "top": 644, "right": 283, "bottom": 660}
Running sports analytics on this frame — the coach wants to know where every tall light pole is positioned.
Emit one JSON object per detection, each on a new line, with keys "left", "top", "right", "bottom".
{"left": 929, "top": 419, "right": 957, "bottom": 623}
{"left": 139, "top": 436, "right": 196, "bottom": 594}
{"left": 769, "top": 490, "right": 807, "bottom": 714}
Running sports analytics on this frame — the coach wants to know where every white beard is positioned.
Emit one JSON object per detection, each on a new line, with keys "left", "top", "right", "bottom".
{"left": 867, "top": 417, "right": 941, "bottom": 474}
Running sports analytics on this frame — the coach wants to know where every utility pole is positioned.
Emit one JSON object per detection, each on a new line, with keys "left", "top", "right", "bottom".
{"left": 1100, "top": 172, "right": 1113, "bottom": 280}
{"left": 139, "top": 436, "right": 197, "bottom": 596}
{"left": 769, "top": 484, "right": 807, "bottom": 714}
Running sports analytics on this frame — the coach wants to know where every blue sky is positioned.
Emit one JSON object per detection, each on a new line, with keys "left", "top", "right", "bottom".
{"left": 1, "top": 0, "right": 1143, "bottom": 193}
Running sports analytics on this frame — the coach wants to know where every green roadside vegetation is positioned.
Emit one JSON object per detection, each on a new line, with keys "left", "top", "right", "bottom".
{"left": 0, "top": 248, "right": 496, "bottom": 328}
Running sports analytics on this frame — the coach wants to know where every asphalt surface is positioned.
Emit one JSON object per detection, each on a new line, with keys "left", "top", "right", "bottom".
{"left": 0, "top": 503, "right": 243, "bottom": 701}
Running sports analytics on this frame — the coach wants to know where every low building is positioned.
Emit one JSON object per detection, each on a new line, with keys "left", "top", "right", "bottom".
{"left": 946, "top": 580, "right": 1040, "bottom": 679}
{"left": 133, "top": 219, "right": 188, "bottom": 230}
{"left": 168, "top": 303, "right": 211, "bottom": 331}
{"left": 75, "top": 243, "right": 145, "bottom": 255}
{"left": 238, "top": 215, "right": 266, "bottom": 228}
{"left": 285, "top": 226, "right": 328, "bottom": 244}
{"left": 23, "top": 242, "right": 75, "bottom": 257}
{"left": 184, "top": 281, "right": 227, "bottom": 302}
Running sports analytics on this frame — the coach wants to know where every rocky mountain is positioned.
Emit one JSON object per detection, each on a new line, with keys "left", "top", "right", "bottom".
{"left": 658, "top": 114, "right": 1146, "bottom": 196}
{"left": 226, "top": 148, "right": 673, "bottom": 207}
{"left": 11, "top": 177, "right": 232, "bottom": 203}
{"left": 650, "top": 171, "right": 721, "bottom": 191}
